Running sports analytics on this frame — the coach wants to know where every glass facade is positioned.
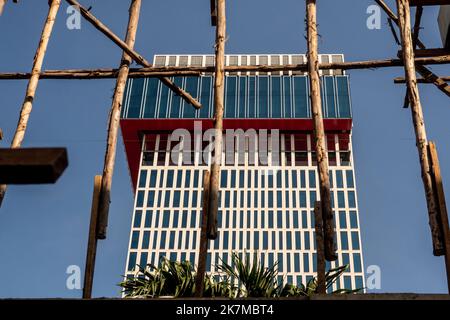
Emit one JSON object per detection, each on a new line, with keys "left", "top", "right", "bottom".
{"left": 122, "top": 54, "right": 365, "bottom": 292}
{"left": 121, "top": 75, "right": 352, "bottom": 120}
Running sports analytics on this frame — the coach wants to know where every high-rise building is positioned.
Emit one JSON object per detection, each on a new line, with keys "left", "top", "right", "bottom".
{"left": 120, "top": 54, "right": 365, "bottom": 291}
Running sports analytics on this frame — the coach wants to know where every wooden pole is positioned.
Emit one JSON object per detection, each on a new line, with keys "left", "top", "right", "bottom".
{"left": 378, "top": 0, "right": 450, "bottom": 103}
{"left": 403, "top": 5, "right": 423, "bottom": 108}
{"left": 207, "top": 0, "right": 226, "bottom": 240}
{"left": 428, "top": 142, "right": 450, "bottom": 293}
{"left": 314, "top": 201, "right": 326, "bottom": 294}
{"left": 96, "top": 0, "right": 141, "bottom": 239}
{"left": 0, "top": 0, "right": 61, "bottom": 207}
{"left": 195, "top": 170, "right": 211, "bottom": 297}
{"left": 64, "top": 0, "right": 201, "bottom": 109}
{"left": 396, "top": 0, "right": 444, "bottom": 255}
{"left": 82, "top": 175, "right": 102, "bottom": 299}
{"left": 1, "top": 55, "right": 450, "bottom": 80}
{"left": 0, "top": 0, "right": 6, "bottom": 15}
{"left": 306, "top": 0, "right": 336, "bottom": 261}
{"left": 0, "top": 70, "right": 201, "bottom": 80}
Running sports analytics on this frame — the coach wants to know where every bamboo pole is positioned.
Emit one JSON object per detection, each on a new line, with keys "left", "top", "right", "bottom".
{"left": 306, "top": 0, "right": 336, "bottom": 261}
{"left": 64, "top": 0, "right": 201, "bottom": 109}
{"left": 0, "top": 0, "right": 61, "bottom": 207}
{"left": 396, "top": 0, "right": 444, "bottom": 255}
{"left": 207, "top": 0, "right": 226, "bottom": 240}
{"left": 1, "top": 55, "right": 450, "bottom": 80}
{"left": 96, "top": 0, "right": 141, "bottom": 239}
{"left": 82, "top": 175, "right": 102, "bottom": 299}
{"left": 314, "top": 201, "right": 326, "bottom": 294}
{"left": 195, "top": 170, "right": 211, "bottom": 297}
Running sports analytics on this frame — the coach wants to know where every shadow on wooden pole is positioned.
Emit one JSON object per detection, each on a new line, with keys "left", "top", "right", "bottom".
{"left": 428, "top": 142, "right": 450, "bottom": 294}
{"left": 82, "top": 175, "right": 102, "bottom": 299}
{"left": 314, "top": 201, "right": 326, "bottom": 294}
{"left": 396, "top": 0, "right": 445, "bottom": 255}
{"left": 195, "top": 170, "right": 211, "bottom": 297}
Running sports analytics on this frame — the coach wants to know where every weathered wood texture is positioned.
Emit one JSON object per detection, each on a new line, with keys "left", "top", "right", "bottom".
{"left": 403, "top": 5, "right": 423, "bottom": 108}
{"left": 96, "top": 0, "right": 141, "bottom": 240}
{"left": 306, "top": 0, "right": 336, "bottom": 261}
{"left": 64, "top": 0, "right": 201, "bottom": 109}
{"left": 396, "top": 0, "right": 444, "bottom": 255}
{"left": 195, "top": 170, "right": 211, "bottom": 297}
{"left": 207, "top": 0, "right": 226, "bottom": 240}
{"left": 314, "top": 201, "right": 326, "bottom": 294}
{"left": 82, "top": 175, "right": 102, "bottom": 299}
{"left": 428, "top": 142, "right": 450, "bottom": 293}
{"left": 0, "top": 0, "right": 61, "bottom": 205}
{"left": 1, "top": 55, "right": 450, "bottom": 80}
{"left": 0, "top": 148, "right": 68, "bottom": 184}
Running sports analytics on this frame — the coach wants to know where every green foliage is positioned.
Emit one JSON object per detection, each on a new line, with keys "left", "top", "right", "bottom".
{"left": 119, "top": 257, "right": 236, "bottom": 298}
{"left": 280, "top": 265, "right": 363, "bottom": 297}
{"left": 217, "top": 252, "right": 280, "bottom": 297}
{"left": 119, "top": 253, "right": 363, "bottom": 298}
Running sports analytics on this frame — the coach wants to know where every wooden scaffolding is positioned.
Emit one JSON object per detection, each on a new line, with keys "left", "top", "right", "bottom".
{"left": 0, "top": 0, "right": 449, "bottom": 297}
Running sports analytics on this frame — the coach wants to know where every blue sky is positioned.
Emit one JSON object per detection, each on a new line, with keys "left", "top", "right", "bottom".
{"left": 0, "top": 0, "right": 449, "bottom": 297}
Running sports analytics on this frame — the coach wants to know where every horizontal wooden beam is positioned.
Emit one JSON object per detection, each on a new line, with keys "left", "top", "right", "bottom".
{"left": 415, "top": 64, "right": 450, "bottom": 97}
{"left": 0, "top": 148, "right": 68, "bottom": 184}
{"left": 413, "top": 48, "right": 450, "bottom": 57}
{"left": 0, "top": 55, "right": 449, "bottom": 80}
{"left": 395, "top": 75, "right": 450, "bottom": 83}
{"left": 0, "top": 70, "right": 201, "bottom": 80}
{"left": 410, "top": 0, "right": 450, "bottom": 6}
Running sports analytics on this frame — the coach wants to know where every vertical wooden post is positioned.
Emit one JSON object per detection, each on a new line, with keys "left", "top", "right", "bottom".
{"left": 314, "top": 201, "right": 326, "bottom": 294}
{"left": 96, "top": 0, "right": 141, "bottom": 239}
{"left": 0, "top": 0, "right": 6, "bottom": 16}
{"left": 396, "top": 0, "right": 444, "bottom": 255}
{"left": 195, "top": 170, "right": 211, "bottom": 297}
{"left": 0, "top": 0, "right": 61, "bottom": 207}
{"left": 207, "top": 0, "right": 226, "bottom": 240}
{"left": 82, "top": 175, "right": 102, "bottom": 299}
{"left": 306, "top": 0, "right": 336, "bottom": 261}
{"left": 403, "top": 5, "right": 423, "bottom": 109}
{"left": 428, "top": 142, "right": 450, "bottom": 293}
